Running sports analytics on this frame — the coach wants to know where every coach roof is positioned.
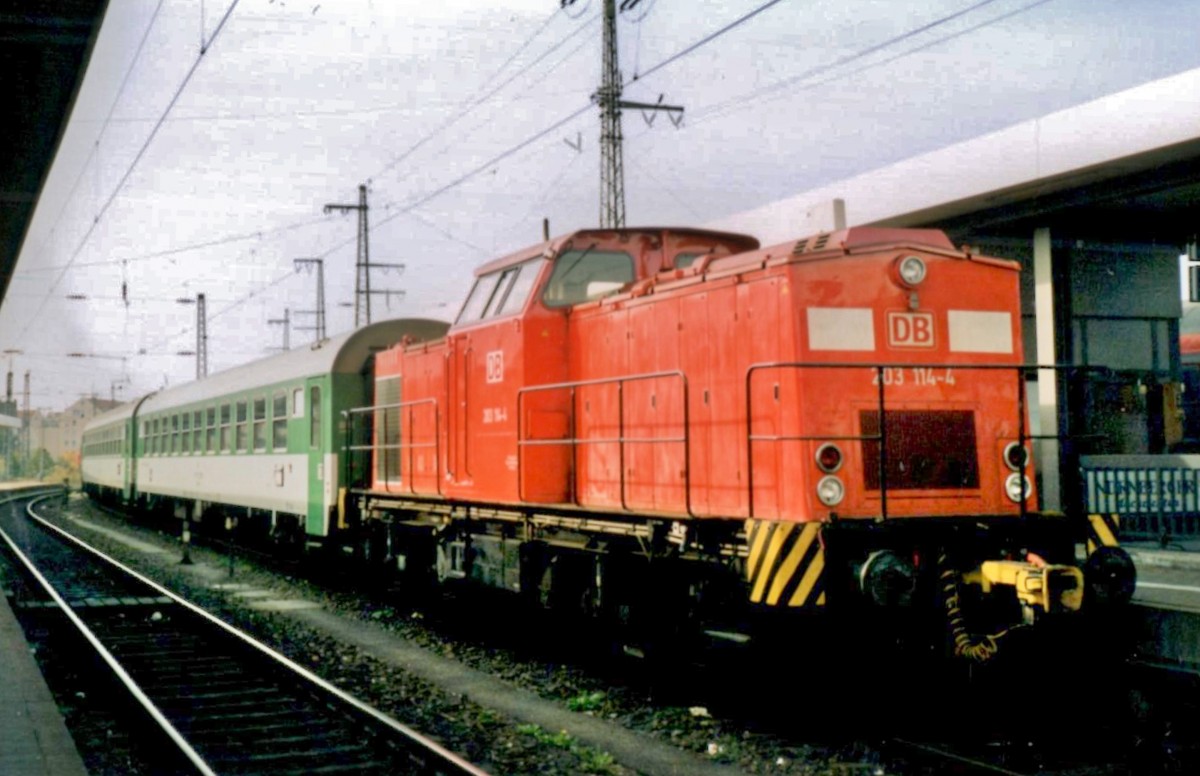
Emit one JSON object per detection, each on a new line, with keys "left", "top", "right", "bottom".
{"left": 138, "top": 318, "right": 448, "bottom": 416}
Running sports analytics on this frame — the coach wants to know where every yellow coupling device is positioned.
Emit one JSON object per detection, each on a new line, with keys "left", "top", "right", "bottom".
{"left": 962, "top": 559, "right": 1084, "bottom": 614}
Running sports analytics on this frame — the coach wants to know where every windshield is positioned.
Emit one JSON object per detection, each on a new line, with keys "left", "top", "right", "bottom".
{"left": 542, "top": 248, "right": 634, "bottom": 308}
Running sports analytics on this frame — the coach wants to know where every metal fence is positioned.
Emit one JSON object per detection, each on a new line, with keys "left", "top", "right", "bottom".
{"left": 1081, "top": 454, "right": 1200, "bottom": 540}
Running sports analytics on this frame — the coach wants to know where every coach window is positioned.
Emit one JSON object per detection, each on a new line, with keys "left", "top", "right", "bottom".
{"left": 236, "top": 401, "right": 248, "bottom": 452}
{"left": 310, "top": 386, "right": 321, "bottom": 449}
{"left": 272, "top": 392, "right": 287, "bottom": 450}
{"left": 171, "top": 415, "right": 180, "bottom": 454}
{"left": 220, "top": 404, "right": 231, "bottom": 452}
{"left": 181, "top": 412, "right": 191, "bottom": 453}
{"left": 206, "top": 407, "right": 216, "bottom": 452}
{"left": 292, "top": 387, "right": 304, "bottom": 418}
{"left": 192, "top": 410, "right": 203, "bottom": 452}
{"left": 253, "top": 397, "right": 267, "bottom": 452}
{"left": 542, "top": 248, "right": 634, "bottom": 307}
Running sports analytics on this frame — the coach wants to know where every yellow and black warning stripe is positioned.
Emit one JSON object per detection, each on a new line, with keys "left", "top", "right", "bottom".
{"left": 745, "top": 519, "right": 825, "bottom": 607}
{"left": 1086, "top": 513, "right": 1121, "bottom": 555}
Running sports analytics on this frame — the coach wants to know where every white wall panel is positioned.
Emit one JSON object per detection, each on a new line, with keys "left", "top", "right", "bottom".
{"left": 137, "top": 454, "right": 309, "bottom": 515}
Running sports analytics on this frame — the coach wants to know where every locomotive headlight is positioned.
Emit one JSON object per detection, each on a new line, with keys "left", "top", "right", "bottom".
{"left": 815, "top": 443, "right": 843, "bottom": 473}
{"left": 897, "top": 255, "right": 927, "bottom": 287}
{"left": 1003, "top": 442, "right": 1029, "bottom": 471}
{"left": 816, "top": 475, "right": 845, "bottom": 506}
{"left": 1004, "top": 473, "right": 1033, "bottom": 502}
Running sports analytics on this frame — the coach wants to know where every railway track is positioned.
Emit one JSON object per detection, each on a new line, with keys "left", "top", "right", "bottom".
{"left": 0, "top": 491, "right": 490, "bottom": 776}
{"left": 887, "top": 738, "right": 1034, "bottom": 776}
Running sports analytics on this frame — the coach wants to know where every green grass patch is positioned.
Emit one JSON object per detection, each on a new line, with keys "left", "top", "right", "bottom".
{"left": 567, "top": 690, "right": 607, "bottom": 712}
{"left": 516, "top": 723, "right": 619, "bottom": 774}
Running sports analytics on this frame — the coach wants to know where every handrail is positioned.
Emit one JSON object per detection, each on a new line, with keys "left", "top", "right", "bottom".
{"left": 516, "top": 370, "right": 692, "bottom": 515}
{"left": 345, "top": 398, "right": 442, "bottom": 496}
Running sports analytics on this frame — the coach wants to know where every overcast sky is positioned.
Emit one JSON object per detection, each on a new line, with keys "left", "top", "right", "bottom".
{"left": 4, "top": 0, "right": 1199, "bottom": 409}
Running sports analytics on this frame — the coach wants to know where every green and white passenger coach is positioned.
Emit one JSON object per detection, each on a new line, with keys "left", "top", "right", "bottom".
{"left": 81, "top": 319, "right": 448, "bottom": 547}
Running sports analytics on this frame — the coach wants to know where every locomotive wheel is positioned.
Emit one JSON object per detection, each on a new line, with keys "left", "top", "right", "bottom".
{"left": 1084, "top": 545, "right": 1136, "bottom": 607}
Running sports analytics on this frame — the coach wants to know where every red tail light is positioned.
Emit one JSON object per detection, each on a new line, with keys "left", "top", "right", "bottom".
{"left": 1003, "top": 442, "right": 1029, "bottom": 471}
{"left": 815, "top": 443, "right": 843, "bottom": 473}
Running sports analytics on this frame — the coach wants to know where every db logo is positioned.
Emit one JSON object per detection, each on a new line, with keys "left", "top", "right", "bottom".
{"left": 887, "top": 311, "right": 935, "bottom": 348}
{"left": 485, "top": 350, "right": 504, "bottom": 383}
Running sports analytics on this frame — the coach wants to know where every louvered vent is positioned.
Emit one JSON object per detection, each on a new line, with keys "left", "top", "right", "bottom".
{"left": 791, "top": 233, "right": 831, "bottom": 255}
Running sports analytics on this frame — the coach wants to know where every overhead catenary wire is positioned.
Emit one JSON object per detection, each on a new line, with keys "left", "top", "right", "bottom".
{"left": 631, "top": 0, "right": 788, "bottom": 85}
{"left": 693, "top": 0, "right": 1057, "bottom": 125}
{"left": 369, "top": 7, "right": 597, "bottom": 184}
{"left": 18, "top": 0, "right": 243, "bottom": 343}
{"left": 684, "top": 0, "right": 1012, "bottom": 123}
{"left": 142, "top": 108, "right": 594, "bottom": 355}
{"left": 16, "top": 215, "right": 334, "bottom": 275}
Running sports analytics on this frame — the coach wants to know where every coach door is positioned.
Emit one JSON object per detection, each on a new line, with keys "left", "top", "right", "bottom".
{"left": 304, "top": 378, "right": 332, "bottom": 536}
{"left": 122, "top": 420, "right": 133, "bottom": 500}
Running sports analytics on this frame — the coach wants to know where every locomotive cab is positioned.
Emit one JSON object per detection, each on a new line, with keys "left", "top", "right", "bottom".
{"left": 376, "top": 228, "right": 759, "bottom": 505}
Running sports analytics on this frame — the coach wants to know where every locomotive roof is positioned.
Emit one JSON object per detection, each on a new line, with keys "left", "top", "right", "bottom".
{"left": 743, "top": 226, "right": 1016, "bottom": 268}
{"left": 85, "top": 318, "right": 448, "bottom": 433}
{"left": 472, "top": 227, "right": 760, "bottom": 276}
{"left": 778, "top": 226, "right": 957, "bottom": 256}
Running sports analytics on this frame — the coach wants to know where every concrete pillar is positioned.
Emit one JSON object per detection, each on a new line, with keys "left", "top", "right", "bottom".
{"left": 1033, "top": 227, "right": 1061, "bottom": 512}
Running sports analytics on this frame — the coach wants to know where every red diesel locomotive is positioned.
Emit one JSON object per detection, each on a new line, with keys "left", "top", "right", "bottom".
{"left": 346, "top": 225, "right": 1127, "bottom": 659}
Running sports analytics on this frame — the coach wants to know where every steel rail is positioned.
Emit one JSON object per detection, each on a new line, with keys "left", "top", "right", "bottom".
{"left": 890, "top": 738, "right": 1032, "bottom": 776}
{"left": 0, "top": 492, "right": 218, "bottom": 776}
{"left": 23, "top": 494, "right": 492, "bottom": 776}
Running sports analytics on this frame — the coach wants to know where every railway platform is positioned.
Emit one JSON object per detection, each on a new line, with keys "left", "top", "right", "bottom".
{"left": 0, "top": 591, "right": 88, "bottom": 776}
{"left": 1127, "top": 541, "right": 1200, "bottom": 569}
{"left": 0, "top": 482, "right": 88, "bottom": 775}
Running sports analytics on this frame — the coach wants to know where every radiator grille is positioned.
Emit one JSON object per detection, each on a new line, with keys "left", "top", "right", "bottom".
{"left": 860, "top": 410, "right": 979, "bottom": 490}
